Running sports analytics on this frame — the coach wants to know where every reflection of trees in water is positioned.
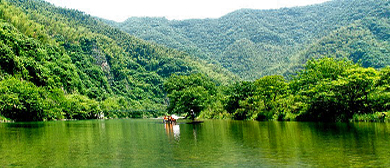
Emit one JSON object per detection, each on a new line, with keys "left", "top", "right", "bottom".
{"left": 224, "top": 121, "right": 390, "bottom": 167}
{"left": 164, "top": 122, "right": 203, "bottom": 143}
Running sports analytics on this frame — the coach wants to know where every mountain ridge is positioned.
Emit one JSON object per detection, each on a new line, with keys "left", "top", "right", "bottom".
{"left": 106, "top": 0, "right": 389, "bottom": 80}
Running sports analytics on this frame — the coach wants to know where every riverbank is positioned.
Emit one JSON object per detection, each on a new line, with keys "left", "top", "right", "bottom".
{"left": 1, "top": 113, "right": 389, "bottom": 123}
{"left": 0, "top": 115, "right": 13, "bottom": 123}
{"left": 351, "top": 112, "right": 389, "bottom": 122}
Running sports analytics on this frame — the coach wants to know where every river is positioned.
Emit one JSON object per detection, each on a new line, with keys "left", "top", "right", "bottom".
{"left": 1, "top": 119, "right": 389, "bottom": 167}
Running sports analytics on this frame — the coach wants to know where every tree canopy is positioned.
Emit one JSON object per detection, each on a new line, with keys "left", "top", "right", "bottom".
{"left": 164, "top": 58, "right": 390, "bottom": 122}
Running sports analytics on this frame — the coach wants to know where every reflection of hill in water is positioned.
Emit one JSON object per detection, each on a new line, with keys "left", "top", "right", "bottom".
{"left": 1, "top": 119, "right": 389, "bottom": 167}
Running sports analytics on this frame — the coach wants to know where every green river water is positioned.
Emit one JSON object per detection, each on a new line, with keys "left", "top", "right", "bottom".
{"left": 1, "top": 119, "right": 389, "bottom": 167}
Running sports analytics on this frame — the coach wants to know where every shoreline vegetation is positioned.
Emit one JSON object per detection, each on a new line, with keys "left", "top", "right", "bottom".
{"left": 164, "top": 58, "right": 390, "bottom": 123}
{"left": 2, "top": 113, "right": 389, "bottom": 123}
{"left": 352, "top": 112, "right": 389, "bottom": 122}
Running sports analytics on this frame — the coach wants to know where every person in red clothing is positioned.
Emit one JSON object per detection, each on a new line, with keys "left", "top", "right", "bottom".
{"left": 163, "top": 115, "right": 168, "bottom": 123}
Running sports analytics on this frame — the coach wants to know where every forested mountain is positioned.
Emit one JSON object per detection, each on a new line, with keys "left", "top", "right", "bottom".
{"left": 0, "top": 0, "right": 236, "bottom": 121}
{"left": 107, "top": 0, "right": 389, "bottom": 80}
{"left": 298, "top": 17, "right": 390, "bottom": 68}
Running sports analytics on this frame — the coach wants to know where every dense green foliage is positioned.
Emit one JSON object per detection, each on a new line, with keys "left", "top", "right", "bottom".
{"left": 108, "top": 0, "right": 389, "bottom": 80}
{"left": 1, "top": 0, "right": 389, "bottom": 122}
{"left": 165, "top": 58, "right": 390, "bottom": 122}
{"left": 164, "top": 73, "right": 217, "bottom": 117}
{"left": 0, "top": 0, "right": 235, "bottom": 121}
{"left": 295, "top": 17, "right": 390, "bottom": 72}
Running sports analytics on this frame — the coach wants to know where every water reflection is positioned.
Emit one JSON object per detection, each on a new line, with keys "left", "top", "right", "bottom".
{"left": 1, "top": 120, "right": 390, "bottom": 167}
{"left": 173, "top": 124, "right": 180, "bottom": 139}
{"left": 164, "top": 123, "right": 180, "bottom": 140}
{"left": 4, "top": 122, "right": 46, "bottom": 128}
{"left": 192, "top": 124, "right": 198, "bottom": 142}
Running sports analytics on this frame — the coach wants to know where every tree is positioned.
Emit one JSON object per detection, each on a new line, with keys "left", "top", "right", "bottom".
{"left": 291, "top": 58, "right": 357, "bottom": 121}
{"left": 254, "top": 75, "right": 288, "bottom": 111}
{"left": 0, "top": 78, "right": 51, "bottom": 121}
{"left": 334, "top": 67, "right": 379, "bottom": 116}
{"left": 223, "top": 81, "right": 256, "bottom": 115}
{"left": 369, "top": 67, "right": 390, "bottom": 112}
{"left": 250, "top": 75, "right": 289, "bottom": 120}
{"left": 164, "top": 73, "right": 217, "bottom": 118}
{"left": 291, "top": 58, "right": 381, "bottom": 121}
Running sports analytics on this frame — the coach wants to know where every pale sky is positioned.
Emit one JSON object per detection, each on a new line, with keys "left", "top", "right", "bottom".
{"left": 45, "top": 0, "right": 330, "bottom": 22}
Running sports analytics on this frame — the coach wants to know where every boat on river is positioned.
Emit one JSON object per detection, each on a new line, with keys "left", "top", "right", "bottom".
{"left": 185, "top": 120, "right": 204, "bottom": 124}
{"left": 163, "top": 114, "right": 203, "bottom": 124}
{"left": 163, "top": 115, "right": 178, "bottom": 123}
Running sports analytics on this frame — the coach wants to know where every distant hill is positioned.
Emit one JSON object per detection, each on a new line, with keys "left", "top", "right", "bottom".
{"left": 299, "top": 18, "right": 389, "bottom": 67}
{"left": 0, "top": 0, "right": 236, "bottom": 121}
{"left": 106, "top": 0, "right": 389, "bottom": 80}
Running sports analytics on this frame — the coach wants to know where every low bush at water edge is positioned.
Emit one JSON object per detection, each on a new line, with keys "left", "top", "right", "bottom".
{"left": 351, "top": 112, "right": 389, "bottom": 122}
